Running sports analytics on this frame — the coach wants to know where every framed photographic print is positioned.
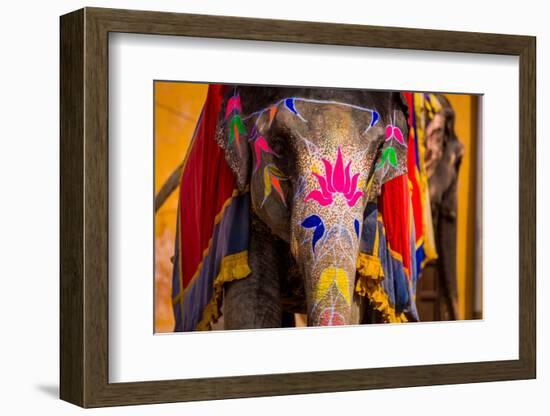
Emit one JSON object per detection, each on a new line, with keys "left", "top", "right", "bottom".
{"left": 60, "top": 7, "right": 536, "bottom": 408}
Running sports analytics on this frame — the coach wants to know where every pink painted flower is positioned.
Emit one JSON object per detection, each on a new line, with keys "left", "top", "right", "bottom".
{"left": 385, "top": 124, "right": 405, "bottom": 145}
{"left": 304, "top": 147, "right": 363, "bottom": 207}
{"left": 225, "top": 95, "right": 242, "bottom": 119}
{"left": 253, "top": 136, "right": 277, "bottom": 172}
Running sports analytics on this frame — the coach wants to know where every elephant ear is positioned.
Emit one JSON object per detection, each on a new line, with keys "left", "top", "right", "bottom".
{"left": 215, "top": 89, "right": 252, "bottom": 192}
{"left": 365, "top": 92, "right": 409, "bottom": 201}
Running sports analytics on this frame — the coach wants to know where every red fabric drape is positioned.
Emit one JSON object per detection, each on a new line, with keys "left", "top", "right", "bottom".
{"left": 379, "top": 174, "right": 413, "bottom": 279}
{"left": 177, "top": 84, "right": 235, "bottom": 290}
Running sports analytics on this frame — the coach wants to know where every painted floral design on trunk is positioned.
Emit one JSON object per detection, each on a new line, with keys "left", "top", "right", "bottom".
{"left": 304, "top": 147, "right": 364, "bottom": 207}
{"left": 313, "top": 267, "right": 351, "bottom": 326}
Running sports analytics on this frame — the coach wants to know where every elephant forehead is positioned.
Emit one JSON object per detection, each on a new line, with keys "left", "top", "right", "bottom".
{"left": 305, "top": 105, "right": 357, "bottom": 134}
{"left": 288, "top": 103, "right": 369, "bottom": 142}
{"left": 275, "top": 104, "right": 381, "bottom": 171}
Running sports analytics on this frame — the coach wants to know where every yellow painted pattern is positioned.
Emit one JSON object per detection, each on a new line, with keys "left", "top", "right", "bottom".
{"left": 316, "top": 267, "right": 351, "bottom": 305}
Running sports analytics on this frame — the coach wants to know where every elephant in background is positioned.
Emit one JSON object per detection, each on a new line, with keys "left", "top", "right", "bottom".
{"left": 214, "top": 86, "right": 414, "bottom": 328}
{"left": 420, "top": 94, "right": 464, "bottom": 320}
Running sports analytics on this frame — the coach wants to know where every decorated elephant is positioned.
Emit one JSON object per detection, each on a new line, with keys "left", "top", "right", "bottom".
{"left": 164, "top": 84, "right": 421, "bottom": 331}
{"left": 423, "top": 94, "right": 464, "bottom": 320}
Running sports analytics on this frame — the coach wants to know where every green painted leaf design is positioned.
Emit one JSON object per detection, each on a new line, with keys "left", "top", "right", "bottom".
{"left": 232, "top": 114, "right": 246, "bottom": 134}
{"left": 387, "top": 146, "right": 398, "bottom": 168}
{"left": 376, "top": 146, "right": 398, "bottom": 170}
{"left": 228, "top": 115, "right": 246, "bottom": 144}
{"left": 376, "top": 148, "right": 388, "bottom": 170}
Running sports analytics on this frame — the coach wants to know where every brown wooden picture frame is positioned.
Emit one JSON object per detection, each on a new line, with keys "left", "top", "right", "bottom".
{"left": 60, "top": 7, "right": 536, "bottom": 408}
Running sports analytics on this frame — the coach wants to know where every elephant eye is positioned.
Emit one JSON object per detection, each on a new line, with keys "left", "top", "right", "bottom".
{"left": 265, "top": 125, "right": 291, "bottom": 157}
{"left": 260, "top": 123, "right": 297, "bottom": 178}
{"left": 259, "top": 135, "right": 294, "bottom": 181}
{"left": 270, "top": 137, "right": 287, "bottom": 156}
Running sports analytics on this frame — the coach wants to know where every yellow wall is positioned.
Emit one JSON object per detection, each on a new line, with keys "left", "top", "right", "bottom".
{"left": 445, "top": 94, "right": 478, "bottom": 320}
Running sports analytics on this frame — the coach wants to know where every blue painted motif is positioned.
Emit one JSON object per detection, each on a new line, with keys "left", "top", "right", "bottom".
{"left": 370, "top": 111, "right": 379, "bottom": 127}
{"left": 301, "top": 214, "right": 325, "bottom": 253}
{"left": 284, "top": 98, "right": 298, "bottom": 115}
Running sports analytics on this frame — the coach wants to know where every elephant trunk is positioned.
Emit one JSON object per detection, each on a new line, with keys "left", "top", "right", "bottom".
{"left": 291, "top": 198, "right": 363, "bottom": 326}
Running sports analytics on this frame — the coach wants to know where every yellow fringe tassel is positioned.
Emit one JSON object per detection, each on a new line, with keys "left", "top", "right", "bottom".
{"left": 196, "top": 251, "right": 251, "bottom": 331}
{"left": 355, "top": 253, "right": 408, "bottom": 323}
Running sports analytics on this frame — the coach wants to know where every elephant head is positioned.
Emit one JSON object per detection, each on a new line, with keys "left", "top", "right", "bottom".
{"left": 423, "top": 94, "right": 464, "bottom": 209}
{"left": 217, "top": 86, "right": 409, "bottom": 326}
